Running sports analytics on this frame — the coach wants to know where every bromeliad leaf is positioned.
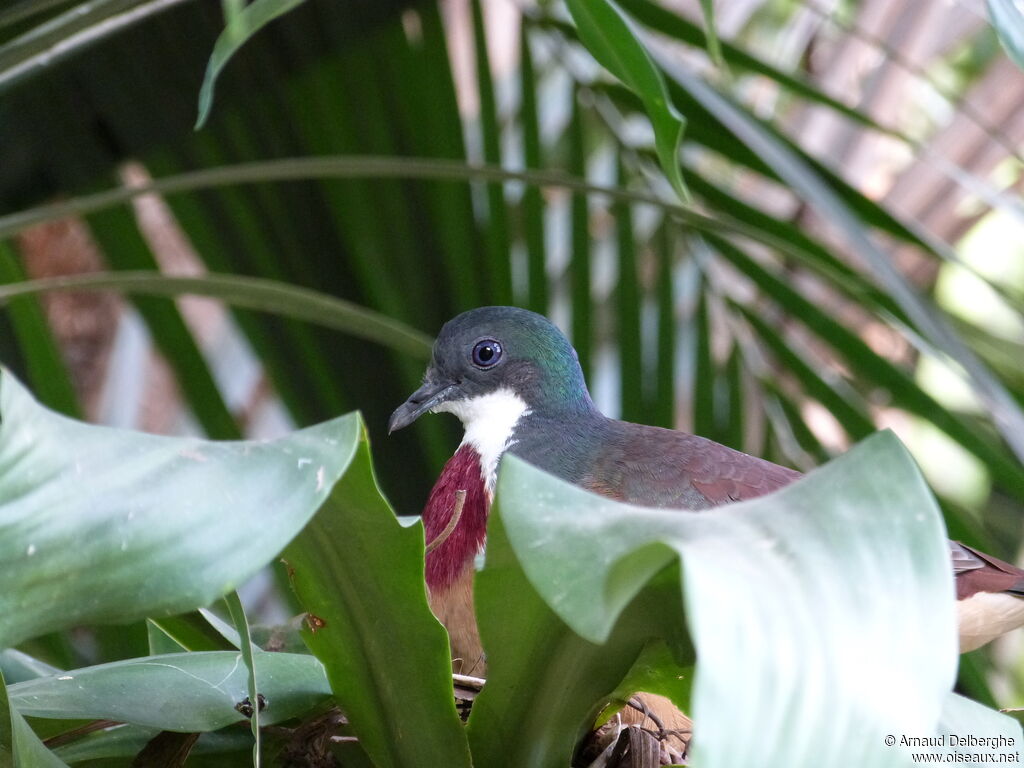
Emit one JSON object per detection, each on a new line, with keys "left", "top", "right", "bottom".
{"left": 0, "top": 369, "right": 357, "bottom": 648}
{"left": 8, "top": 651, "right": 331, "bottom": 731}
{"left": 492, "top": 432, "right": 1019, "bottom": 767}
{"left": 284, "top": 425, "right": 473, "bottom": 768}
{"left": 565, "top": 0, "right": 687, "bottom": 200}
{"left": 1, "top": 667, "right": 66, "bottom": 767}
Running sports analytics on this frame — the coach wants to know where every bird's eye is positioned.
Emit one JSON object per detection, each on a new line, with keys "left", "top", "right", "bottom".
{"left": 471, "top": 339, "right": 502, "bottom": 368}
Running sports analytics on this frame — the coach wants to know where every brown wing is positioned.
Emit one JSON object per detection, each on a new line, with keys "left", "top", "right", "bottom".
{"left": 580, "top": 422, "right": 801, "bottom": 510}
{"left": 576, "top": 422, "right": 1024, "bottom": 618}
{"left": 952, "top": 541, "right": 1024, "bottom": 599}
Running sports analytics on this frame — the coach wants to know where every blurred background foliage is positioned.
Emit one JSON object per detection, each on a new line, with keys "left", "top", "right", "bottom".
{"left": 0, "top": 0, "right": 1023, "bottom": 711}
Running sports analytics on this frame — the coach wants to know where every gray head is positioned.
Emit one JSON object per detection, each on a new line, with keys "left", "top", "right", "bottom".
{"left": 388, "top": 306, "right": 594, "bottom": 433}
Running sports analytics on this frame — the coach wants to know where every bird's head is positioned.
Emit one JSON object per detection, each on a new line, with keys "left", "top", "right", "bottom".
{"left": 388, "top": 306, "right": 593, "bottom": 434}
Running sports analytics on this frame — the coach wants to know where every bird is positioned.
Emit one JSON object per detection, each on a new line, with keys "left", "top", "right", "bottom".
{"left": 388, "top": 305, "right": 1024, "bottom": 725}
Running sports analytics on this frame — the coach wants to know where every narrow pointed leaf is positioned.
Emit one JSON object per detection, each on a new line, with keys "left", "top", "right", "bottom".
{"left": 1, "top": 667, "right": 67, "bottom": 767}
{"left": 195, "top": 0, "right": 310, "bottom": 128}
{"left": 696, "top": 0, "right": 722, "bottom": 65}
{"left": 566, "top": 0, "right": 687, "bottom": 199}
{"left": 0, "top": 271, "right": 432, "bottom": 359}
{"left": 283, "top": 427, "right": 472, "bottom": 768}
{"left": 613, "top": 0, "right": 906, "bottom": 138}
{"left": 224, "top": 593, "right": 260, "bottom": 765}
{"left": 146, "top": 613, "right": 239, "bottom": 654}
{"left": 656, "top": 56, "right": 1024, "bottom": 462}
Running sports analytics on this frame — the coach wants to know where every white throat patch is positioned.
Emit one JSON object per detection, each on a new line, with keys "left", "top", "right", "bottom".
{"left": 433, "top": 388, "right": 531, "bottom": 492}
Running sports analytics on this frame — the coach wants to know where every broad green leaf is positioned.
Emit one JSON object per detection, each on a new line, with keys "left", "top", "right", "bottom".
{"left": 1, "top": 667, "right": 66, "bottom": 767}
{"left": 9, "top": 652, "right": 329, "bottom": 731}
{"left": 0, "top": 271, "right": 432, "bottom": 359}
{"left": 195, "top": 0, "right": 311, "bottom": 128}
{"left": 53, "top": 723, "right": 161, "bottom": 764}
{"left": 466, "top": 513, "right": 690, "bottom": 768}
{"left": 988, "top": 0, "right": 1024, "bottom": 71}
{"left": 566, "top": 0, "right": 688, "bottom": 200}
{"left": 0, "top": 369, "right": 356, "bottom": 648}
{"left": 494, "top": 433, "right": 967, "bottom": 767}
{"left": 52, "top": 725, "right": 251, "bottom": 764}
{"left": 283, "top": 426, "right": 472, "bottom": 768}
{"left": 597, "top": 640, "right": 694, "bottom": 727}
{"left": 0, "top": 651, "right": 60, "bottom": 686}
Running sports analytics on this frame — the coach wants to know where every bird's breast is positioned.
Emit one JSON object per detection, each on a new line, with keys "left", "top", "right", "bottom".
{"left": 422, "top": 444, "right": 490, "bottom": 593}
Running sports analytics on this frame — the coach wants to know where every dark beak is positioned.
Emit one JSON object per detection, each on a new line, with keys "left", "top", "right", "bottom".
{"left": 388, "top": 379, "right": 458, "bottom": 434}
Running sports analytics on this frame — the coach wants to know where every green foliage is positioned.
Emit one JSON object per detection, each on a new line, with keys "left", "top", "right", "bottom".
{"left": 566, "top": 0, "right": 688, "bottom": 200}
{"left": 9, "top": 652, "right": 330, "bottom": 730}
{"left": 196, "top": 0, "right": 311, "bottom": 128}
{"left": 494, "top": 437, "right": 964, "bottom": 766}
{"left": 0, "top": 371, "right": 352, "bottom": 650}
{"left": 0, "top": 0, "right": 1022, "bottom": 764}
{"left": 283, "top": 428, "right": 472, "bottom": 768}
{"left": 0, "top": 375, "right": 1018, "bottom": 765}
